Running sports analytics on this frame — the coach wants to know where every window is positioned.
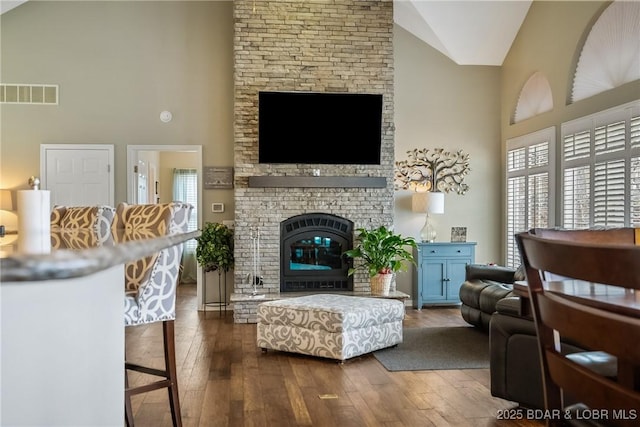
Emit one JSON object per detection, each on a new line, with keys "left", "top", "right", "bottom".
{"left": 561, "top": 100, "right": 640, "bottom": 228}
{"left": 173, "top": 168, "right": 198, "bottom": 283}
{"left": 505, "top": 127, "right": 555, "bottom": 268}
{"left": 173, "top": 168, "right": 198, "bottom": 232}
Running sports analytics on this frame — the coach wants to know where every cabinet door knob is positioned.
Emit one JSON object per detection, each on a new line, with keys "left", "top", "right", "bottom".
{"left": 457, "top": 250, "right": 461, "bottom": 253}
{"left": 430, "top": 250, "right": 436, "bottom": 253}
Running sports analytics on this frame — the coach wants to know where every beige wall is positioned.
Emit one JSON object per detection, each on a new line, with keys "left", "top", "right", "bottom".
{"left": 393, "top": 25, "right": 502, "bottom": 294}
{"left": 500, "top": 1, "right": 640, "bottom": 259}
{"left": 0, "top": 1, "right": 234, "bottom": 225}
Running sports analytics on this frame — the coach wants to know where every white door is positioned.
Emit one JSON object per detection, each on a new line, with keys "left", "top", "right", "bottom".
{"left": 40, "top": 144, "right": 114, "bottom": 208}
{"left": 136, "top": 159, "right": 148, "bottom": 204}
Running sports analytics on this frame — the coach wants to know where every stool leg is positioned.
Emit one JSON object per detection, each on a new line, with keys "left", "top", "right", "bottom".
{"left": 163, "top": 320, "right": 182, "bottom": 427}
{"left": 124, "top": 369, "right": 134, "bottom": 427}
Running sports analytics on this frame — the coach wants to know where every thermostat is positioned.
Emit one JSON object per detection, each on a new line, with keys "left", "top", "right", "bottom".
{"left": 211, "top": 202, "right": 224, "bottom": 213}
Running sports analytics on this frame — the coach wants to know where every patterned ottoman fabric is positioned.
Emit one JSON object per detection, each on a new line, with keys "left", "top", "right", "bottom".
{"left": 257, "top": 294, "right": 405, "bottom": 361}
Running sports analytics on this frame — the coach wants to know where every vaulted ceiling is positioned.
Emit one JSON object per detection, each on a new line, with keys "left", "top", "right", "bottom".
{"left": 394, "top": 0, "right": 532, "bottom": 66}
{"left": 1, "top": 0, "right": 532, "bottom": 66}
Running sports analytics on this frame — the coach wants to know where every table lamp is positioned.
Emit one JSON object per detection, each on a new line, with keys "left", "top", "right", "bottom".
{"left": 0, "top": 189, "right": 15, "bottom": 237}
{"left": 412, "top": 191, "right": 445, "bottom": 243}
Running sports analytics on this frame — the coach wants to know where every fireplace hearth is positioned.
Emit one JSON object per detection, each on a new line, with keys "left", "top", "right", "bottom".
{"left": 280, "top": 213, "right": 354, "bottom": 292}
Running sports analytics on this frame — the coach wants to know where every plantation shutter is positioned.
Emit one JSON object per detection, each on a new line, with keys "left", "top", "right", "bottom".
{"left": 593, "top": 159, "right": 625, "bottom": 227}
{"left": 505, "top": 128, "right": 555, "bottom": 268}
{"left": 507, "top": 175, "right": 525, "bottom": 267}
{"left": 632, "top": 115, "right": 640, "bottom": 226}
{"left": 561, "top": 100, "right": 640, "bottom": 229}
{"left": 563, "top": 166, "right": 590, "bottom": 229}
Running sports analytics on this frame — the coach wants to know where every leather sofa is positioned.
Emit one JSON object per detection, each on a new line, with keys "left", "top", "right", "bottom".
{"left": 459, "top": 264, "right": 549, "bottom": 406}
{"left": 488, "top": 296, "right": 594, "bottom": 409}
{"left": 459, "top": 264, "right": 517, "bottom": 331}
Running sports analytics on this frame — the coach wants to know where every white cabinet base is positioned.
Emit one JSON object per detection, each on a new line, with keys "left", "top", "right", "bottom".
{"left": 1, "top": 265, "right": 124, "bottom": 426}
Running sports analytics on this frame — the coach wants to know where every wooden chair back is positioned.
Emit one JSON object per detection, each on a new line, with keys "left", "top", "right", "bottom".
{"left": 531, "top": 227, "right": 637, "bottom": 245}
{"left": 515, "top": 230, "right": 640, "bottom": 426}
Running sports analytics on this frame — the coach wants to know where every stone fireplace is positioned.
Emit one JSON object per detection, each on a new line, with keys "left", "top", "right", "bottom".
{"left": 231, "top": 0, "right": 395, "bottom": 323}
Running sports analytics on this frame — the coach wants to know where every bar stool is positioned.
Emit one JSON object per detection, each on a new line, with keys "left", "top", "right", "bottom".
{"left": 50, "top": 204, "right": 115, "bottom": 247}
{"left": 113, "top": 202, "right": 193, "bottom": 427}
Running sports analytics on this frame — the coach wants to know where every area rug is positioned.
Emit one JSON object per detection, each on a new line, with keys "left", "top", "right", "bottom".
{"left": 373, "top": 326, "right": 489, "bottom": 371}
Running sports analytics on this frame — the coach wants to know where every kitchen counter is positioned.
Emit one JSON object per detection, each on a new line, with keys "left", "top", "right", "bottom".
{"left": 0, "top": 228, "right": 200, "bottom": 427}
{"left": 0, "top": 229, "right": 200, "bottom": 282}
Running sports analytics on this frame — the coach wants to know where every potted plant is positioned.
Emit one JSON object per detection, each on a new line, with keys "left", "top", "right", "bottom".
{"left": 344, "top": 225, "right": 417, "bottom": 295}
{"left": 195, "top": 222, "right": 234, "bottom": 273}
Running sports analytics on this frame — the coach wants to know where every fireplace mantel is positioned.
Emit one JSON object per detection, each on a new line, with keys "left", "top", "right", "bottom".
{"left": 248, "top": 176, "right": 387, "bottom": 188}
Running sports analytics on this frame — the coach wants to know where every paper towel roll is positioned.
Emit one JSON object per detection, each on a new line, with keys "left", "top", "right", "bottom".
{"left": 18, "top": 229, "right": 52, "bottom": 254}
{"left": 17, "top": 190, "right": 51, "bottom": 254}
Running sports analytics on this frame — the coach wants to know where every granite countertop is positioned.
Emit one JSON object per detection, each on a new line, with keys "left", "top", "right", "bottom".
{"left": 0, "top": 230, "right": 201, "bottom": 282}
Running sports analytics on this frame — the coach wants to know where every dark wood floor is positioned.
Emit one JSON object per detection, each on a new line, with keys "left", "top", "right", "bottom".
{"left": 125, "top": 284, "right": 543, "bottom": 427}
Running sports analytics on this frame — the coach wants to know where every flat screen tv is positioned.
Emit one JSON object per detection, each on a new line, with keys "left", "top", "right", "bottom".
{"left": 258, "top": 91, "right": 383, "bottom": 165}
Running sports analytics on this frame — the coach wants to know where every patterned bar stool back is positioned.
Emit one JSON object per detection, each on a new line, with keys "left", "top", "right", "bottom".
{"left": 112, "top": 202, "right": 192, "bottom": 326}
{"left": 50, "top": 205, "right": 115, "bottom": 248}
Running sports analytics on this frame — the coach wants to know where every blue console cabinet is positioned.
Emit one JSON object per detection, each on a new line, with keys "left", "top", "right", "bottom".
{"left": 413, "top": 242, "right": 476, "bottom": 309}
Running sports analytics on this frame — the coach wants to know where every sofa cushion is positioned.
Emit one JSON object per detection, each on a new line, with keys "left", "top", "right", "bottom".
{"left": 495, "top": 296, "right": 522, "bottom": 317}
{"left": 479, "top": 283, "right": 514, "bottom": 314}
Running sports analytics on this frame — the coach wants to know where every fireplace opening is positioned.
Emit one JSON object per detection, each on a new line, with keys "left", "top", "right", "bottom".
{"left": 280, "top": 213, "right": 353, "bottom": 292}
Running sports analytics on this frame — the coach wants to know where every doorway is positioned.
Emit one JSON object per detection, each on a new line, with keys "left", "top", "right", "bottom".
{"left": 127, "top": 144, "right": 203, "bottom": 294}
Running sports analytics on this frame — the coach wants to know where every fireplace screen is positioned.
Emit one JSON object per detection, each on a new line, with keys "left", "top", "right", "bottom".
{"left": 280, "top": 213, "right": 353, "bottom": 292}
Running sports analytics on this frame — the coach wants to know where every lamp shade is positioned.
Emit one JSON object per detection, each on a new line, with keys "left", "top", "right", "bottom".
{"left": 411, "top": 192, "right": 428, "bottom": 213}
{"left": 412, "top": 191, "right": 444, "bottom": 214}
{"left": 426, "top": 191, "right": 445, "bottom": 214}
{"left": 0, "top": 189, "right": 14, "bottom": 211}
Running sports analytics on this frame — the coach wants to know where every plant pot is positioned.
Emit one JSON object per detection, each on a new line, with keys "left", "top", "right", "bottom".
{"left": 370, "top": 272, "right": 393, "bottom": 296}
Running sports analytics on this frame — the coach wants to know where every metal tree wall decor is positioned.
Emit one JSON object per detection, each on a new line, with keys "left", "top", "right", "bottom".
{"left": 394, "top": 148, "right": 470, "bottom": 194}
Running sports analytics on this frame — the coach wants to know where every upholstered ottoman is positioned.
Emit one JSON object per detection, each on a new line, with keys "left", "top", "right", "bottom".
{"left": 256, "top": 294, "right": 405, "bottom": 361}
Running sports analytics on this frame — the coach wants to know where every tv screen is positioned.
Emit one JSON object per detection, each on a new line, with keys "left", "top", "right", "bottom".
{"left": 258, "top": 91, "right": 383, "bottom": 165}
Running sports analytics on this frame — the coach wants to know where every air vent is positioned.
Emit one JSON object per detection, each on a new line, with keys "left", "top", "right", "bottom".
{"left": 0, "top": 84, "right": 58, "bottom": 104}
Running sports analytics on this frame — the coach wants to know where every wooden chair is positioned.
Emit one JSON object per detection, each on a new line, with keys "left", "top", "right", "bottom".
{"left": 113, "top": 202, "right": 193, "bottom": 427}
{"left": 515, "top": 230, "right": 640, "bottom": 426}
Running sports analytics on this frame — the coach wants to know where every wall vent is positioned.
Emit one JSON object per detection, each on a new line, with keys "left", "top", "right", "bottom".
{"left": 0, "top": 84, "right": 58, "bottom": 104}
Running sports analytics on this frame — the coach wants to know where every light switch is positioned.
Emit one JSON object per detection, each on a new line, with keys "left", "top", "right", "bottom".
{"left": 211, "top": 202, "right": 224, "bottom": 213}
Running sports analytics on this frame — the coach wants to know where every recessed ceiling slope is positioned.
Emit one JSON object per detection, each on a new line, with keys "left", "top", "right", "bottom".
{"left": 0, "top": 0, "right": 28, "bottom": 15}
{"left": 395, "top": 0, "right": 533, "bottom": 66}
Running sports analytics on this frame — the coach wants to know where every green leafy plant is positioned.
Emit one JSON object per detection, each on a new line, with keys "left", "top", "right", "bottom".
{"left": 195, "top": 222, "right": 234, "bottom": 273}
{"left": 344, "top": 226, "right": 417, "bottom": 278}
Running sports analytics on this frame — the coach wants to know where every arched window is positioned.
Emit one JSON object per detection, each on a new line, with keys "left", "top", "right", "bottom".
{"left": 513, "top": 71, "right": 553, "bottom": 124}
{"left": 571, "top": 1, "right": 640, "bottom": 103}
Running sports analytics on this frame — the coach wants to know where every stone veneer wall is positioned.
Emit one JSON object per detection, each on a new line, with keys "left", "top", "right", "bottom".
{"left": 232, "top": 0, "right": 395, "bottom": 322}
